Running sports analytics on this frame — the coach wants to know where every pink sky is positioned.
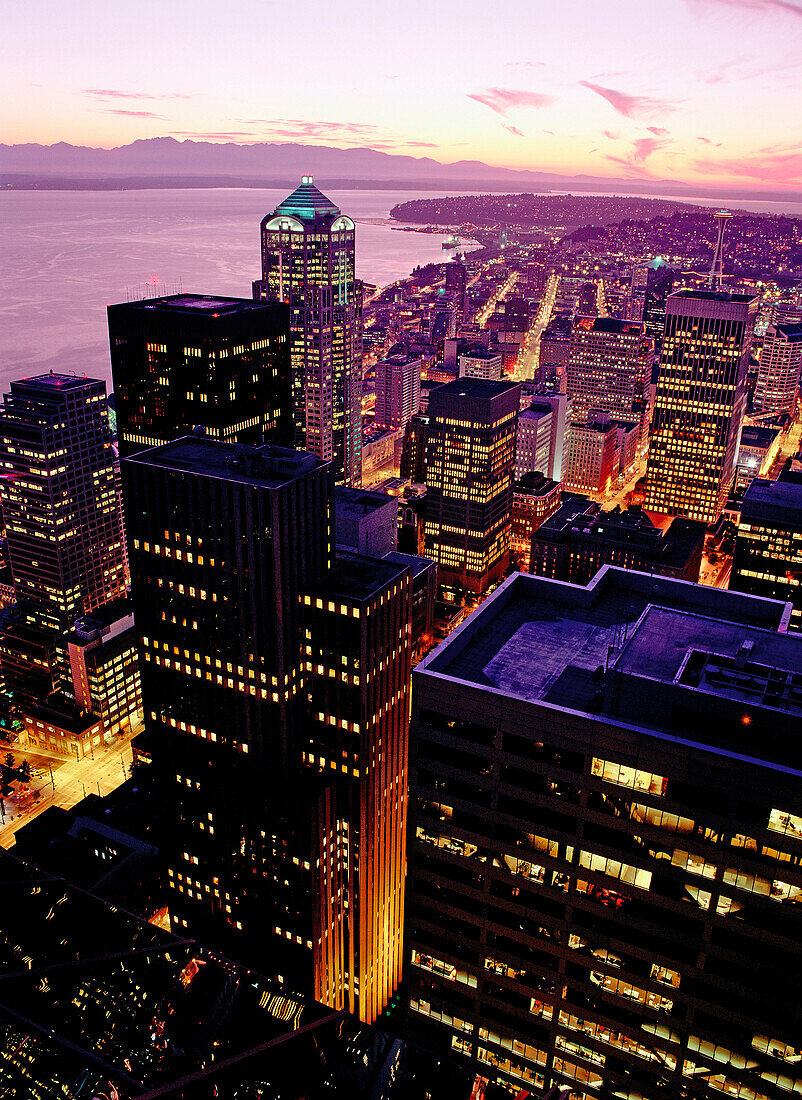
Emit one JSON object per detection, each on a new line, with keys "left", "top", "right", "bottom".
{"left": 4, "top": 0, "right": 802, "bottom": 189}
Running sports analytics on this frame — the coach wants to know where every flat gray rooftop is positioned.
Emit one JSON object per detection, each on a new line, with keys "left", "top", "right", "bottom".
{"left": 420, "top": 569, "right": 796, "bottom": 715}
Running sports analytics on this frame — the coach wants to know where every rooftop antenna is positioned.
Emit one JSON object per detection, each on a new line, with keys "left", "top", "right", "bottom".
{"left": 708, "top": 209, "right": 732, "bottom": 290}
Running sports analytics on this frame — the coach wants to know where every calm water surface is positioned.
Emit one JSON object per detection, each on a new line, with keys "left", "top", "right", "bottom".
{"left": 0, "top": 188, "right": 467, "bottom": 392}
{"left": 2, "top": 186, "right": 799, "bottom": 395}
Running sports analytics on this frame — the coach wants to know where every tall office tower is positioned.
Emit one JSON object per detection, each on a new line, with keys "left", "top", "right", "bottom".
{"left": 566, "top": 317, "right": 653, "bottom": 444}
{"left": 254, "top": 177, "right": 362, "bottom": 486}
{"left": 424, "top": 379, "right": 520, "bottom": 597}
{"left": 644, "top": 289, "right": 757, "bottom": 524}
{"left": 0, "top": 375, "right": 128, "bottom": 699}
{"left": 374, "top": 351, "right": 422, "bottom": 430}
{"left": 124, "top": 437, "right": 410, "bottom": 1023}
{"left": 642, "top": 262, "right": 678, "bottom": 354}
{"left": 444, "top": 260, "right": 467, "bottom": 328}
{"left": 627, "top": 260, "right": 649, "bottom": 320}
{"left": 753, "top": 322, "right": 802, "bottom": 417}
{"left": 399, "top": 413, "right": 429, "bottom": 483}
{"left": 430, "top": 302, "right": 457, "bottom": 347}
{"left": 731, "top": 476, "right": 802, "bottom": 630}
{"left": 503, "top": 297, "right": 530, "bottom": 338}
{"left": 302, "top": 551, "right": 411, "bottom": 1023}
{"left": 409, "top": 567, "right": 802, "bottom": 1100}
{"left": 108, "top": 294, "right": 292, "bottom": 458}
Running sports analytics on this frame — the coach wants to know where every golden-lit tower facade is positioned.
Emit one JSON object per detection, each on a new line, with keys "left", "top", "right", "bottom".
{"left": 254, "top": 176, "right": 362, "bottom": 486}
{"left": 644, "top": 289, "right": 757, "bottom": 524}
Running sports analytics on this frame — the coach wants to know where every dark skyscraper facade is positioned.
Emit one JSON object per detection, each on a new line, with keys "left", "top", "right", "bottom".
{"left": 731, "top": 476, "right": 802, "bottom": 631}
{"left": 108, "top": 294, "right": 292, "bottom": 458}
{"left": 409, "top": 567, "right": 802, "bottom": 1100}
{"left": 424, "top": 378, "right": 520, "bottom": 597}
{"left": 254, "top": 177, "right": 362, "bottom": 486}
{"left": 644, "top": 289, "right": 757, "bottom": 523}
{"left": 124, "top": 437, "right": 410, "bottom": 1023}
{"left": 0, "top": 374, "right": 128, "bottom": 698}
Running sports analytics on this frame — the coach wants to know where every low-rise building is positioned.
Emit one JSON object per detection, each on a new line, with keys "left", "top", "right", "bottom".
{"left": 735, "top": 424, "right": 781, "bottom": 494}
{"left": 510, "top": 473, "right": 562, "bottom": 570}
{"left": 530, "top": 499, "right": 705, "bottom": 584}
{"left": 67, "top": 598, "right": 142, "bottom": 737}
{"left": 565, "top": 411, "right": 620, "bottom": 494}
{"left": 23, "top": 694, "right": 105, "bottom": 759}
{"left": 335, "top": 487, "right": 398, "bottom": 559}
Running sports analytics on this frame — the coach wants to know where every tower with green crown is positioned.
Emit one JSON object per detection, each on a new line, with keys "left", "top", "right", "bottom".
{"left": 254, "top": 176, "right": 362, "bottom": 486}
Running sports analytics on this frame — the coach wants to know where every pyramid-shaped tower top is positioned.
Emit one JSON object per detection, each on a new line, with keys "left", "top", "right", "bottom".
{"left": 273, "top": 175, "right": 341, "bottom": 221}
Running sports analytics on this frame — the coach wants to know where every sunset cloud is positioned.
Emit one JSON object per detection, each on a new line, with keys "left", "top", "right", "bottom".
{"left": 101, "top": 109, "right": 165, "bottom": 119}
{"left": 467, "top": 88, "right": 556, "bottom": 117}
{"left": 83, "top": 89, "right": 191, "bottom": 100}
{"left": 580, "top": 81, "right": 677, "bottom": 119}
{"left": 502, "top": 123, "right": 525, "bottom": 137}
{"left": 688, "top": 0, "right": 802, "bottom": 17}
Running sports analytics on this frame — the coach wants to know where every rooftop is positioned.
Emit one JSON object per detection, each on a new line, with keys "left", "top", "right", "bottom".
{"left": 272, "top": 176, "right": 341, "bottom": 221}
{"left": 110, "top": 293, "right": 276, "bottom": 316}
{"left": 335, "top": 486, "right": 397, "bottom": 517}
{"left": 418, "top": 568, "right": 802, "bottom": 769}
{"left": 124, "top": 436, "right": 325, "bottom": 489}
{"left": 429, "top": 377, "right": 520, "bottom": 402}
{"left": 573, "top": 316, "right": 643, "bottom": 336}
{"left": 739, "top": 424, "right": 780, "bottom": 448}
{"left": 9, "top": 373, "right": 104, "bottom": 392}
{"left": 741, "top": 477, "right": 802, "bottom": 527}
{"left": 315, "top": 550, "right": 410, "bottom": 603}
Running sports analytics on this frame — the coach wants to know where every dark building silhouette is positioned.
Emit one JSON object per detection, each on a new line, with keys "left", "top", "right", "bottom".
{"left": 124, "top": 437, "right": 410, "bottom": 1023}
{"left": 108, "top": 293, "right": 292, "bottom": 458}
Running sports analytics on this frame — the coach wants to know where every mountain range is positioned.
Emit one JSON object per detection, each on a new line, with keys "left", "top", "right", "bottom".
{"left": 2, "top": 138, "right": 800, "bottom": 202}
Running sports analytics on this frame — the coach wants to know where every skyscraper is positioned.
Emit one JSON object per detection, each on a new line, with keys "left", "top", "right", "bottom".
{"left": 424, "top": 378, "right": 520, "bottom": 597}
{"left": 566, "top": 316, "right": 653, "bottom": 444}
{"left": 0, "top": 375, "right": 128, "bottom": 699}
{"left": 644, "top": 289, "right": 757, "bottom": 523}
{"left": 124, "top": 436, "right": 410, "bottom": 1022}
{"left": 108, "top": 294, "right": 292, "bottom": 458}
{"left": 730, "top": 476, "right": 802, "bottom": 631}
{"left": 374, "top": 350, "right": 422, "bottom": 430}
{"left": 753, "top": 322, "right": 802, "bottom": 417}
{"left": 515, "top": 393, "right": 571, "bottom": 482}
{"left": 409, "top": 566, "right": 802, "bottom": 1099}
{"left": 254, "top": 177, "right": 362, "bottom": 486}
{"left": 444, "top": 260, "right": 467, "bottom": 329}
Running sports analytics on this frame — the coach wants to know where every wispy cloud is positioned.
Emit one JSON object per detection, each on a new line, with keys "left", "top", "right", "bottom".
{"left": 603, "top": 135, "right": 671, "bottom": 174}
{"left": 169, "top": 131, "right": 263, "bottom": 141}
{"left": 502, "top": 123, "right": 525, "bottom": 137}
{"left": 232, "top": 118, "right": 384, "bottom": 145}
{"left": 694, "top": 142, "right": 802, "bottom": 181}
{"left": 467, "top": 87, "right": 556, "bottom": 117}
{"left": 101, "top": 109, "right": 165, "bottom": 119}
{"left": 646, "top": 126, "right": 670, "bottom": 136}
{"left": 688, "top": 0, "right": 802, "bottom": 17}
{"left": 83, "top": 88, "right": 191, "bottom": 100}
{"left": 602, "top": 130, "right": 620, "bottom": 141}
{"left": 580, "top": 81, "right": 677, "bottom": 119}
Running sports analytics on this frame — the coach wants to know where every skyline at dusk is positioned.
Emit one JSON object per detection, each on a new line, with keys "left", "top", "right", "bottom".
{"left": 5, "top": 0, "right": 802, "bottom": 191}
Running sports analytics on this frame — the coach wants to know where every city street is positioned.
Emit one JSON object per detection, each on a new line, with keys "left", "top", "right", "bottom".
{"left": 0, "top": 723, "right": 140, "bottom": 849}
{"left": 514, "top": 273, "right": 559, "bottom": 381}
